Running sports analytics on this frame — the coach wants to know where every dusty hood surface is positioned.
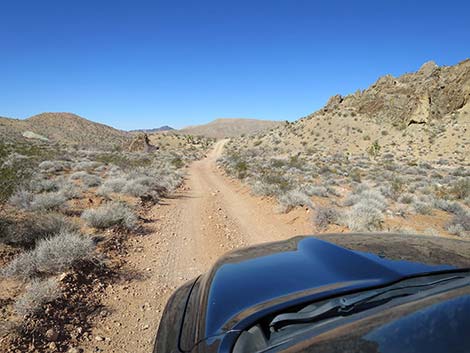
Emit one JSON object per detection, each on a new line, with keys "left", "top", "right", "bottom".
{"left": 195, "top": 234, "right": 469, "bottom": 339}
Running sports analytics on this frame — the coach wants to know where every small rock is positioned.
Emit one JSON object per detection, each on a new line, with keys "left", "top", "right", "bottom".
{"left": 45, "top": 328, "right": 59, "bottom": 341}
{"left": 68, "top": 348, "right": 82, "bottom": 353}
{"left": 95, "top": 336, "right": 104, "bottom": 341}
{"left": 143, "top": 324, "right": 149, "bottom": 330}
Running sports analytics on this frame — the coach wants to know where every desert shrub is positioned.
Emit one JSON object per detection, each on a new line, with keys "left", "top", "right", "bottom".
{"left": 0, "top": 142, "right": 59, "bottom": 202}
{"left": 398, "top": 193, "right": 415, "bottom": 204}
{"left": 450, "top": 178, "right": 470, "bottom": 199}
{"left": 69, "top": 171, "right": 102, "bottom": 187}
{"left": 38, "top": 160, "right": 56, "bottom": 171}
{"left": 344, "top": 189, "right": 387, "bottom": 211}
{"left": 69, "top": 171, "right": 89, "bottom": 180}
{"left": 349, "top": 168, "right": 362, "bottom": 182}
{"left": 277, "top": 190, "right": 313, "bottom": 213}
{"left": 446, "top": 224, "right": 466, "bottom": 237}
{"left": 14, "top": 278, "right": 60, "bottom": 315}
{"left": 251, "top": 180, "right": 280, "bottom": 197}
{"left": 445, "top": 211, "right": 470, "bottom": 237}
{"left": 72, "top": 161, "right": 102, "bottom": 171}
{"left": 29, "top": 192, "right": 67, "bottom": 211}
{"left": 97, "top": 177, "right": 126, "bottom": 196}
{"left": 1, "top": 213, "right": 78, "bottom": 248}
{"left": 314, "top": 207, "right": 340, "bottom": 229}
{"left": 122, "top": 180, "right": 151, "bottom": 197}
{"left": 433, "top": 199, "right": 465, "bottom": 215}
{"left": 412, "top": 200, "right": 433, "bottom": 215}
{"left": 81, "top": 202, "right": 138, "bottom": 230}
{"left": 389, "top": 177, "right": 406, "bottom": 200}
{"left": 2, "top": 231, "right": 95, "bottom": 279}
{"left": 59, "top": 181, "right": 83, "bottom": 199}
{"left": 9, "top": 189, "right": 34, "bottom": 209}
{"left": 345, "top": 202, "right": 384, "bottom": 232}
{"left": 81, "top": 174, "right": 102, "bottom": 187}
{"left": 302, "top": 185, "right": 328, "bottom": 197}
{"left": 29, "top": 178, "right": 59, "bottom": 193}
{"left": 367, "top": 140, "right": 381, "bottom": 157}
{"left": 38, "top": 160, "right": 69, "bottom": 173}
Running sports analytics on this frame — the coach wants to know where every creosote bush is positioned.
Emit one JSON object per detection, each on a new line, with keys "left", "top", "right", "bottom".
{"left": 81, "top": 202, "right": 138, "bottom": 230}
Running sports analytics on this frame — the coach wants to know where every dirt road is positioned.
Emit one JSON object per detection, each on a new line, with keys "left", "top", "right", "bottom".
{"left": 85, "top": 140, "right": 312, "bottom": 352}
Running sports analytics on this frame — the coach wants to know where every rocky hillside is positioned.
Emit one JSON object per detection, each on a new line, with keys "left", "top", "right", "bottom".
{"left": 235, "top": 59, "right": 470, "bottom": 162}
{"left": 0, "top": 113, "right": 130, "bottom": 149}
{"left": 179, "top": 118, "right": 283, "bottom": 139}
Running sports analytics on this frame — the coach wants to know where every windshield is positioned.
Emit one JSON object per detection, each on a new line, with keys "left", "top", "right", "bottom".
{"left": 233, "top": 271, "right": 470, "bottom": 353}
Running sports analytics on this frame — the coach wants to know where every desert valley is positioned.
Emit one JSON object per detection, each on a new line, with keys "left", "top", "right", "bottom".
{"left": 0, "top": 59, "right": 469, "bottom": 352}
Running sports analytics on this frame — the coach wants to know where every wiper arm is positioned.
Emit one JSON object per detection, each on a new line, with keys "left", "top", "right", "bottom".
{"left": 270, "top": 275, "right": 467, "bottom": 331}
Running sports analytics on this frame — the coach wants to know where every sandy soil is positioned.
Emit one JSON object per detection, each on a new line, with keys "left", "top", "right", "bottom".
{"left": 84, "top": 140, "right": 313, "bottom": 352}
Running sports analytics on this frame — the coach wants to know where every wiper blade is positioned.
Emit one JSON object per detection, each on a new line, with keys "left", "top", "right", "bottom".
{"left": 270, "top": 275, "right": 468, "bottom": 331}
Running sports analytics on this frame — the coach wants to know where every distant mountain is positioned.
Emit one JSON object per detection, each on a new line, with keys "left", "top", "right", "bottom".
{"left": 130, "top": 126, "right": 175, "bottom": 133}
{"left": 178, "top": 118, "right": 282, "bottom": 139}
{"left": 0, "top": 112, "right": 130, "bottom": 149}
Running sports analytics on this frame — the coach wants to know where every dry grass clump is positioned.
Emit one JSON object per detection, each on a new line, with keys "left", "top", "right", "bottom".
{"left": 2, "top": 231, "right": 95, "bottom": 279}
{"left": 14, "top": 278, "right": 60, "bottom": 315}
{"left": 81, "top": 202, "right": 138, "bottom": 230}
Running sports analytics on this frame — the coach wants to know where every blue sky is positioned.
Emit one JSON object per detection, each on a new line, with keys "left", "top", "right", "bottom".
{"left": 1, "top": 0, "right": 469, "bottom": 130}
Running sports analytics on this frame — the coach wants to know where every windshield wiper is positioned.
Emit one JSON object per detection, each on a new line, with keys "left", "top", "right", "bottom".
{"left": 270, "top": 274, "right": 469, "bottom": 331}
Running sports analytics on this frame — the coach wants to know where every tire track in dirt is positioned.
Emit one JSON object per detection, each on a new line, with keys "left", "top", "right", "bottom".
{"left": 85, "top": 140, "right": 312, "bottom": 352}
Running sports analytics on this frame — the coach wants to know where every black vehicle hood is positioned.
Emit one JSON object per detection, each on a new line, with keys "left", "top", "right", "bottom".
{"left": 184, "top": 234, "right": 468, "bottom": 348}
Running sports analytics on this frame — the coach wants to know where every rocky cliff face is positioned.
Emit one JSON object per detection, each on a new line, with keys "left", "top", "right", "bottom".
{"left": 316, "top": 59, "right": 470, "bottom": 128}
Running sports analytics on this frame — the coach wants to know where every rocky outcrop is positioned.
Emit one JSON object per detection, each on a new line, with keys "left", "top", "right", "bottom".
{"left": 22, "top": 131, "right": 49, "bottom": 141}
{"left": 310, "top": 58, "right": 470, "bottom": 127}
{"left": 128, "top": 133, "right": 159, "bottom": 152}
